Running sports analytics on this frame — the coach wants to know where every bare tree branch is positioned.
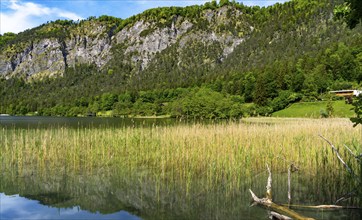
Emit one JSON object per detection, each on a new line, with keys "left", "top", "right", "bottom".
{"left": 318, "top": 134, "right": 359, "bottom": 182}
{"left": 288, "top": 165, "right": 291, "bottom": 205}
{"left": 266, "top": 163, "right": 272, "bottom": 201}
{"left": 335, "top": 190, "right": 358, "bottom": 204}
{"left": 343, "top": 144, "right": 361, "bottom": 162}
{"left": 269, "top": 211, "right": 292, "bottom": 220}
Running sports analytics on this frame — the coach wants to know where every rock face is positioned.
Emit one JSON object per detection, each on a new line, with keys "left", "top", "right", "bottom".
{"left": 66, "top": 23, "right": 113, "bottom": 68}
{"left": 0, "top": 39, "right": 66, "bottom": 78}
{"left": 0, "top": 6, "right": 252, "bottom": 80}
{"left": 0, "top": 22, "right": 113, "bottom": 79}
{"left": 115, "top": 19, "right": 193, "bottom": 69}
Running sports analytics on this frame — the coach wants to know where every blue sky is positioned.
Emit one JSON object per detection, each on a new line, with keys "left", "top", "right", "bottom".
{"left": 0, "top": 0, "right": 289, "bottom": 34}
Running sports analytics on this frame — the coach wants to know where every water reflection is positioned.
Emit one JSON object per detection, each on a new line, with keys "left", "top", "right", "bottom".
{"left": 1, "top": 166, "right": 361, "bottom": 220}
{"left": 0, "top": 193, "right": 141, "bottom": 220}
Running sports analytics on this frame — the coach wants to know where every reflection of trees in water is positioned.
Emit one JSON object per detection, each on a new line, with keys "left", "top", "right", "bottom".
{"left": 0, "top": 165, "right": 252, "bottom": 219}
{"left": 1, "top": 165, "right": 361, "bottom": 219}
{"left": 1, "top": 167, "right": 137, "bottom": 214}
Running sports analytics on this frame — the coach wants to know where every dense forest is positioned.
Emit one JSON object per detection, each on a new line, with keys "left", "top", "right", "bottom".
{"left": 0, "top": 0, "right": 361, "bottom": 118}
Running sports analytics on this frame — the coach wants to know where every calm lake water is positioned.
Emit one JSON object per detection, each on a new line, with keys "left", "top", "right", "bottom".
{"left": 0, "top": 116, "right": 179, "bottom": 129}
{"left": 1, "top": 116, "right": 361, "bottom": 219}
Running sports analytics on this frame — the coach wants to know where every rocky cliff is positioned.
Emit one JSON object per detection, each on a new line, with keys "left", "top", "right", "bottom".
{"left": 0, "top": 5, "right": 251, "bottom": 80}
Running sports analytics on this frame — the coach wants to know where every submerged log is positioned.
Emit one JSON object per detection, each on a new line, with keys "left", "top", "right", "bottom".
{"left": 251, "top": 135, "right": 362, "bottom": 219}
{"left": 249, "top": 189, "right": 315, "bottom": 220}
{"left": 250, "top": 164, "right": 315, "bottom": 220}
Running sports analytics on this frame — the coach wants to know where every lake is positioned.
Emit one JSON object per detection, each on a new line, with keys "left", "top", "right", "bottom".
{"left": 1, "top": 116, "right": 361, "bottom": 219}
{"left": 0, "top": 116, "right": 179, "bottom": 129}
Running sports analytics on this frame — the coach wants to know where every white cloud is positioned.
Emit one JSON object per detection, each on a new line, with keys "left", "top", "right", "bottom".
{"left": 0, "top": 0, "right": 83, "bottom": 34}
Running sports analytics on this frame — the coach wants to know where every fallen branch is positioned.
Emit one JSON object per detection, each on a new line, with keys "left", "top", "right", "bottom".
{"left": 335, "top": 190, "right": 358, "bottom": 204}
{"left": 318, "top": 134, "right": 360, "bottom": 183}
{"left": 269, "top": 211, "right": 292, "bottom": 220}
{"left": 343, "top": 144, "right": 361, "bottom": 162}
{"left": 251, "top": 137, "right": 361, "bottom": 219}
{"left": 319, "top": 135, "right": 362, "bottom": 205}
{"left": 281, "top": 204, "right": 361, "bottom": 210}
{"left": 249, "top": 164, "right": 315, "bottom": 220}
{"left": 249, "top": 189, "right": 314, "bottom": 220}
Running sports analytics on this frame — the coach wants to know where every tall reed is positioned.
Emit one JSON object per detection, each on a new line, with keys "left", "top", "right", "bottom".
{"left": 1, "top": 118, "right": 361, "bottom": 205}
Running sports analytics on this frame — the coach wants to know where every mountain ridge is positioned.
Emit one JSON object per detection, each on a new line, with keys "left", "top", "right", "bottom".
{"left": 0, "top": 2, "right": 253, "bottom": 80}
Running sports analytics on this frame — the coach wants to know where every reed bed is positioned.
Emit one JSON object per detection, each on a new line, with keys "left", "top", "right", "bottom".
{"left": 1, "top": 118, "right": 361, "bottom": 205}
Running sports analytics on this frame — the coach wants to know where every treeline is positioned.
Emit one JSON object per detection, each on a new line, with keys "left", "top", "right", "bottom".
{"left": 49, "top": 87, "right": 248, "bottom": 119}
{"left": 0, "top": 61, "right": 305, "bottom": 118}
{"left": 215, "top": 38, "right": 362, "bottom": 106}
{"left": 0, "top": 77, "right": 248, "bottom": 119}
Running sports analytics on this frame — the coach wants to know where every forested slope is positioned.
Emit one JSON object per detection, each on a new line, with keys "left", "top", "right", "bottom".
{"left": 0, "top": 0, "right": 361, "bottom": 118}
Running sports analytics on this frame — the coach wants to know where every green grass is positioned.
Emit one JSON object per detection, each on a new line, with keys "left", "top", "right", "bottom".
{"left": 272, "top": 100, "right": 355, "bottom": 118}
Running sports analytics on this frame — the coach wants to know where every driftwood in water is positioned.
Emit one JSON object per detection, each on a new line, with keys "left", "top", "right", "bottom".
{"left": 249, "top": 164, "right": 315, "bottom": 220}
{"left": 281, "top": 204, "right": 361, "bottom": 210}
{"left": 251, "top": 135, "right": 362, "bottom": 219}
{"left": 249, "top": 189, "right": 314, "bottom": 220}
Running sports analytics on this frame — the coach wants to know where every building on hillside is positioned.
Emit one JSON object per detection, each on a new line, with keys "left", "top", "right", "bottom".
{"left": 329, "top": 90, "right": 362, "bottom": 103}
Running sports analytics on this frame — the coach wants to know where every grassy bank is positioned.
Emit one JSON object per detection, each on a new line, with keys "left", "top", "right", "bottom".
{"left": 1, "top": 118, "right": 361, "bottom": 206}
{"left": 272, "top": 100, "right": 354, "bottom": 118}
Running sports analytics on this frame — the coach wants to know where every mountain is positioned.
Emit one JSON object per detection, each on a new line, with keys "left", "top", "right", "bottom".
{"left": 0, "top": 3, "right": 249, "bottom": 80}
{"left": 0, "top": 0, "right": 361, "bottom": 118}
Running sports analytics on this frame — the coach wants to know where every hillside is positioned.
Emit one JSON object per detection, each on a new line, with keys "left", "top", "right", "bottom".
{"left": 0, "top": 0, "right": 361, "bottom": 118}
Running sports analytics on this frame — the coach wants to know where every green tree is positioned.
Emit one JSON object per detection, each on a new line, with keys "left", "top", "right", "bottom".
{"left": 100, "top": 93, "right": 118, "bottom": 111}
{"left": 0, "top": 32, "right": 16, "bottom": 48}
{"left": 335, "top": 1, "right": 362, "bottom": 126}
{"left": 346, "top": 0, "right": 362, "bottom": 28}
{"left": 253, "top": 72, "right": 277, "bottom": 106}
{"left": 351, "top": 96, "right": 362, "bottom": 126}
{"left": 335, "top": 0, "right": 362, "bottom": 28}
{"left": 242, "top": 72, "right": 256, "bottom": 102}
{"left": 326, "top": 100, "right": 334, "bottom": 117}
{"left": 219, "top": 0, "right": 230, "bottom": 7}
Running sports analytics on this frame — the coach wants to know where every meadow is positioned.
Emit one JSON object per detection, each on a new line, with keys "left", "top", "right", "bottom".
{"left": 1, "top": 118, "right": 361, "bottom": 218}
{"left": 272, "top": 100, "right": 355, "bottom": 118}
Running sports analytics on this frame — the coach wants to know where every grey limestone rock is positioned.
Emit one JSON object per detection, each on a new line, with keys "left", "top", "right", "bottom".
{"left": 0, "top": 6, "right": 251, "bottom": 79}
